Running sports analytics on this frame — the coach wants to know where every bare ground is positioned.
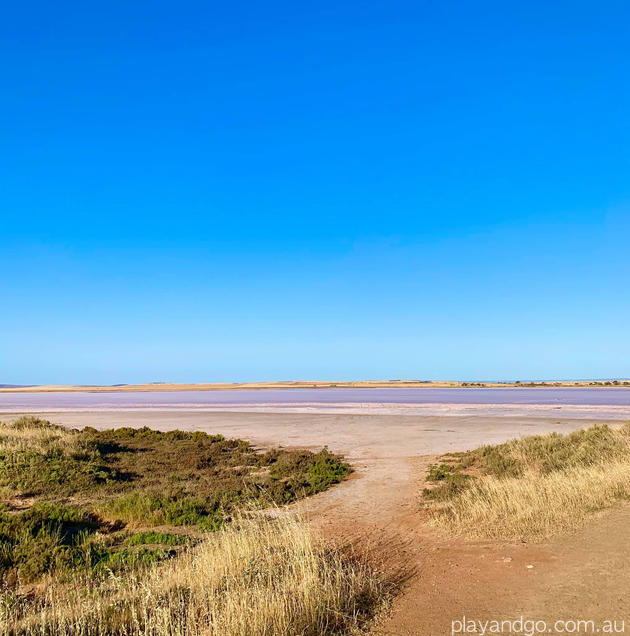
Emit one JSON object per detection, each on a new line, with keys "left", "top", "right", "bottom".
{"left": 4, "top": 410, "right": 630, "bottom": 635}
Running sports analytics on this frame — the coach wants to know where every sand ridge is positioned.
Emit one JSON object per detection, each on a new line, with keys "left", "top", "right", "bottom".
{"left": 3, "top": 379, "right": 630, "bottom": 392}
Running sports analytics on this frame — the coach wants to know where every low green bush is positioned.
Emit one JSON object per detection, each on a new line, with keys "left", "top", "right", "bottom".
{"left": 101, "top": 492, "right": 225, "bottom": 530}
{"left": 125, "top": 531, "right": 192, "bottom": 546}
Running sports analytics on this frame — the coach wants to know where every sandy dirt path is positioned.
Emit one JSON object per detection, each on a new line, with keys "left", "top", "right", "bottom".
{"left": 6, "top": 410, "right": 630, "bottom": 635}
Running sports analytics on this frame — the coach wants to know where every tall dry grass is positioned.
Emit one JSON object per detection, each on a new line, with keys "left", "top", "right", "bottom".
{"left": 2, "top": 514, "right": 392, "bottom": 636}
{"left": 432, "top": 461, "right": 630, "bottom": 540}
{"left": 428, "top": 424, "right": 630, "bottom": 541}
{"left": 0, "top": 416, "right": 78, "bottom": 455}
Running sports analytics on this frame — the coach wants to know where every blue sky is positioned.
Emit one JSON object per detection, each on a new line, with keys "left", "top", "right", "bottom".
{"left": 2, "top": 1, "right": 629, "bottom": 384}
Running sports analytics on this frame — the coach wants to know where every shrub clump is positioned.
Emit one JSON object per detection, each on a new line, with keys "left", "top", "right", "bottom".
{"left": 100, "top": 492, "right": 225, "bottom": 530}
{"left": 0, "top": 417, "right": 352, "bottom": 584}
{"left": 0, "top": 503, "right": 181, "bottom": 583}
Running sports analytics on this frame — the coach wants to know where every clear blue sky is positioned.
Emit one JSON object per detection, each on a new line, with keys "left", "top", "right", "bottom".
{"left": 2, "top": 1, "right": 629, "bottom": 384}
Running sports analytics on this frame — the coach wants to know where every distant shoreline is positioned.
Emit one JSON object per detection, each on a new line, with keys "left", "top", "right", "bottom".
{"left": 2, "top": 379, "right": 630, "bottom": 393}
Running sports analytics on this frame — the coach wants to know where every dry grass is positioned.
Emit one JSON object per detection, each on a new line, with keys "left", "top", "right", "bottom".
{"left": 431, "top": 461, "right": 630, "bottom": 540}
{"left": 2, "top": 514, "right": 393, "bottom": 636}
{"left": 0, "top": 417, "right": 80, "bottom": 456}
{"left": 427, "top": 424, "right": 630, "bottom": 541}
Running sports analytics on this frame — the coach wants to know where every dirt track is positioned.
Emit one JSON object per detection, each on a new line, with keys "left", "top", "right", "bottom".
{"left": 6, "top": 410, "right": 630, "bottom": 635}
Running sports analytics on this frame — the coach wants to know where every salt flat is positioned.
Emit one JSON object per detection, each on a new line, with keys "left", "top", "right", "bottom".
{"left": 2, "top": 387, "right": 630, "bottom": 420}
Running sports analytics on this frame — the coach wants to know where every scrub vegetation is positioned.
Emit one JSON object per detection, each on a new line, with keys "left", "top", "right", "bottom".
{"left": 2, "top": 515, "right": 395, "bottom": 636}
{"left": 425, "top": 423, "right": 630, "bottom": 540}
{"left": 0, "top": 417, "right": 395, "bottom": 635}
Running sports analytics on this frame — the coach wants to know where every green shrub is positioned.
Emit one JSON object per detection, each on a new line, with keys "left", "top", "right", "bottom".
{"left": 0, "top": 504, "right": 100, "bottom": 582}
{"left": 101, "top": 492, "right": 225, "bottom": 530}
{"left": 92, "top": 546, "right": 175, "bottom": 572}
{"left": 426, "top": 463, "right": 456, "bottom": 481}
{"left": 423, "top": 473, "right": 474, "bottom": 501}
{"left": 262, "top": 448, "right": 351, "bottom": 502}
{"left": 125, "top": 531, "right": 192, "bottom": 546}
{"left": 0, "top": 449, "right": 112, "bottom": 495}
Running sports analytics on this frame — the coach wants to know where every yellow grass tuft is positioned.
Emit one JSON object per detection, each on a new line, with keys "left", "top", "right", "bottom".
{"left": 0, "top": 416, "right": 78, "bottom": 455}
{"left": 431, "top": 461, "right": 630, "bottom": 540}
{"left": 428, "top": 424, "right": 630, "bottom": 541}
{"left": 2, "top": 513, "right": 392, "bottom": 635}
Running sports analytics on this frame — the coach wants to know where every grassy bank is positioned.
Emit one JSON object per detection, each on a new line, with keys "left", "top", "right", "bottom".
{"left": 0, "top": 417, "right": 394, "bottom": 634}
{"left": 425, "top": 423, "right": 630, "bottom": 540}
{"left": 2, "top": 514, "right": 394, "bottom": 636}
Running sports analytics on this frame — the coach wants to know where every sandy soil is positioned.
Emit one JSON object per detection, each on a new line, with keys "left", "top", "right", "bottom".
{"left": 5, "top": 410, "right": 630, "bottom": 635}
